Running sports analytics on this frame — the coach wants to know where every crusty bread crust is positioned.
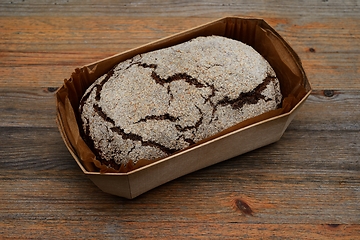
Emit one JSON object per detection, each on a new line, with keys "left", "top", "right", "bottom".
{"left": 79, "top": 36, "right": 282, "bottom": 170}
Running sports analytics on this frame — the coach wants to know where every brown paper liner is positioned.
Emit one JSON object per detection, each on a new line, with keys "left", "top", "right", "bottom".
{"left": 56, "top": 17, "right": 310, "bottom": 174}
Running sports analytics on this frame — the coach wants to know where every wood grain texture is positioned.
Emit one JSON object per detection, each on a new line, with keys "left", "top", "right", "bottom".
{"left": 0, "top": 1, "right": 359, "bottom": 239}
{"left": 1, "top": 15, "right": 359, "bottom": 89}
{"left": 1, "top": 0, "right": 359, "bottom": 17}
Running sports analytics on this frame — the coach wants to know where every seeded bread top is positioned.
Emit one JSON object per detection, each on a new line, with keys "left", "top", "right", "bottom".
{"left": 79, "top": 36, "right": 282, "bottom": 169}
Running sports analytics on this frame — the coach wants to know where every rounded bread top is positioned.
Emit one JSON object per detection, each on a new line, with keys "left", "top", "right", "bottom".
{"left": 80, "top": 36, "right": 282, "bottom": 168}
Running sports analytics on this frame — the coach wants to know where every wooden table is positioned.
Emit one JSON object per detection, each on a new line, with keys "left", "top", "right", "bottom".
{"left": 1, "top": 1, "right": 359, "bottom": 239}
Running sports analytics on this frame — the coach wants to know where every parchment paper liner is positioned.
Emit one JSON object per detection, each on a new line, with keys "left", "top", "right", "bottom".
{"left": 56, "top": 17, "right": 311, "bottom": 174}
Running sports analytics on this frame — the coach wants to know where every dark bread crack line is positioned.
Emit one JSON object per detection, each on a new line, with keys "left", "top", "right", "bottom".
{"left": 167, "top": 85, "right": 174, "bottom": 104}
{"left": 203, "top": 83, "right": 217, "bottom": 104}
{"left": 176, "top": 135, "right": 196, "bottom": 145}
{"left": 93, "top": 104, "right": 115, "bottom": 125}
{"left": 126, "top": 145, "right": 136, "bottom": 156}
{"left": 175, "top": 105, "right": 203, "bottom": 132}
{"left": 132, "top": 61, "right": 206, "bottom": 88}
{"left": 204, "top": 63, "right": 224, "bottom": 70}
{"left": 184, "top": 138, "right": 196, "bottom": 145}
{"left": 95, "top": 68, "right": 115, "bottom": 101}
{"left": 201, "top": 83, "right": 217, "bottom": 117}
{"left": 82, "top": 117, "right": 96, "bottom": 157}
{"left": 79, "top": 90, "right": 92, "bottom": 115}
{"left": 151, "top": 71, "right": 206, "bottom": 87}
{"left": 126, "top": 61, "right": 158, "bottom": 70}
{"left": 110, "top": 126, "right": 178, "bottom": 155}
{"left": 216, "top": 75, "right": 277, "bottom": 110}
{"left": 93, "top": 103, "right": 179, "bottom": 155}
{"left": 134, "top": 113, "right": 179, "bottom": 124}
{"left": 79, "top": 67, "right": 116, "bottom": 114}
{"left": 78, "top": 70, "right": 116, "bottom": 167}
{"left": 81, "top": 127, "right": 120, "bottom": 169}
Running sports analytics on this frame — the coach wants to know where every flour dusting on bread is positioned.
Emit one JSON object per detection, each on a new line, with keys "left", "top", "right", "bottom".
{"left": 79, "top": 36, "right": 282, "bottom": 169}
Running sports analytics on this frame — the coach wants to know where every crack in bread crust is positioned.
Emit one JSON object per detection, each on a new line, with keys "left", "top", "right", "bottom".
{"left": 175, "top": 105, "right": 203, "bottom": 132}
{"left": 131, "top": 61, "right": 206, "bottom": 88}
{"left": 93, "top": 103, "right": 178, "bottom": 156}
{"left": 135, "top": 113, "right": 179, "bottom": 124}
{"left": 79, "top": 67, "right": 115, "bottom": 114}
{"left": 110, "top": 126, "right": 178, "bottom": 155}
{"left": 151, "top": 71, "right": 206, "bottom": 87}
{"left": 216, "top": 75, "right": 277, "bottom": 110}
{"left": 95, "top": 68, "right": 115, "bottom": 101}
{"left": 134, "top": 61, "right": 278, "bottom": 116}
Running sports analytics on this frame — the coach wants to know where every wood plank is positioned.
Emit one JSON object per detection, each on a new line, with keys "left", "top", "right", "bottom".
{"left": 0, "top": 16, "right": 359, "bottom": 89}
{"left": 0, "top": 87, "right": 57, "bottom": 128}
{"left": 0, "top": 0, "right": 359, "bottom": 18}
{"left": 0, "top": 220, "right": 359, "bottom": 239}
{"left": 281, "top": 18, "right": 360, "bottom": 90}
{"left": 289, "top": 90, "right": 360, "bottom": 131}
{"left": 0, "top": 127, "right": 75, "bottom": 170}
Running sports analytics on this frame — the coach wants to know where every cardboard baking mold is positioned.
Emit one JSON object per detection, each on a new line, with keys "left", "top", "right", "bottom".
{"left": 56, "top": 17, "right": 311, "bottom": 199}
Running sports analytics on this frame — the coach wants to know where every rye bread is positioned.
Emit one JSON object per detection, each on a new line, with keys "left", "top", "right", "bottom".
{"left": 79, "top": 36, "right": 282, "bottom": 170}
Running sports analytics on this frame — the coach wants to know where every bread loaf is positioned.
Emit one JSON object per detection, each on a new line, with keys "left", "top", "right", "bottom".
{"left": 79, "top": 36, "right": 282, "bottom": 170}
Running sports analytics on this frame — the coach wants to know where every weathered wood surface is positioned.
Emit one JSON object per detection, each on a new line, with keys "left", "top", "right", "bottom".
{"left": 1, "top": 1, "right": 359, "bottom": 239}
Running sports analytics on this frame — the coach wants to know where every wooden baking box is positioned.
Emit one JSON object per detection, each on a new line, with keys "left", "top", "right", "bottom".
{"left": 56, "top": 17, "right": 311, "bottom": 199}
